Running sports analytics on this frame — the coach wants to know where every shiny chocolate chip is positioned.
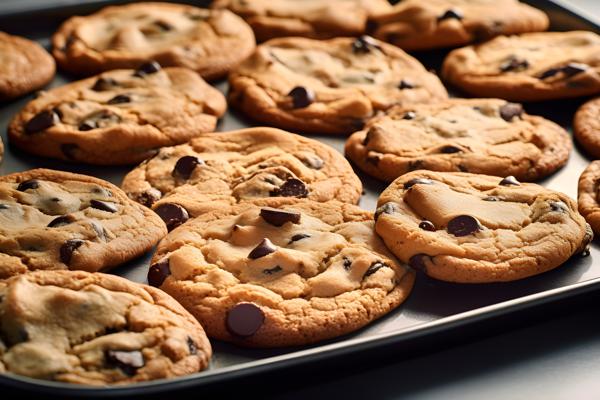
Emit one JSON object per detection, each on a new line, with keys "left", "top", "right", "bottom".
{"left": 375, "top": 202, "right": 399, "bottom": 221}
{"left": 398, "top": 80, "right": 414, "bottom": 89}
{"left": 271, "top": 178, "right": 309, "bottom": 198}
{"left": 499, "top": 103, "right": 523, "bottom": 122}
{"left": 48, "top": 215, "right": 75, "bottom": 228}
{"left": 248, "top": 238, "right": 277, "bottom": 259}
{"left": 226, "top": 303, "right": 265, "bottom": 338}
{"left": 148, "top": 259, "right": 171, "bottom": 287}
{"left": 403, "top": 178, "right": 433, "bottom": 190}
{"left": 61, "top": 143, "right": 79, "bottom": 160}
{"left": 92, "top": 77, "right": 118, "bottom": 91}
{"left": 419, "top": 220, "right": 436, "bottom": 231}
{"left": 409, "top": 254, "right": 429, "bottom": 272}
{"left": 343, "top": 257, "right": 352, "bottom": 270}
{"left": 154, "top": 203, "right": 189, "bottom": 231}
{"left": 25, "top": 110, "right": 60, "bottom": 134}
{"left": 90, "top": 199, "right": 118, "bottom": 213}
{"left": 0, "top": 204, "right": 8, "bottom": 210}
{"left": 440, "top": 145, "right": 462, "bottom": 154}
{"left": 78, "top": 110, "right": 121, "bottom": 131}
{"left": 260, "top": 207, "right": 301, "bottom": 226}
{"left": 135, "top": 188, "right": 162, "bottom": 208}
{"left": 60, "top": 239, "right": 84, "bottom": 265}
{"left": 288, "top": 86, "right": 314, "bottom": 108}
{"left": 438, "top": 9, "right": 463, "bottom": 21}
{"left": 290, "top": 233, "right": 310, "bottom": 243}
{"left": 499, "top": 176, "right": 520, "bottom": 186}
{"left": 364, "top": 261, "right": 387, "bottom": 277}
{"left": 105, "top": 350, "right": 144, "bottom": 376}
{"left": 262, "top": 266, "right": 282, "bottom": 275}
{"left": 107, "top": 94, "right": 131, "bottom": 105}
{"left": 402, "top": 111, "right": 416, "bottom": 120}
{"left": 89, "top": 220, "right": 107, "bottom": 241}
{"left": 538, "top": 63, "right": 588, "bottom": 80}
{"left": 352, "top": 35, "right": 381, "bottom": 54}
{"left": 17, "top": 179, "right": 39, "bottom": 192}
{"left": 187, "top": 337, "right": 198, "bottom": 355}
{"left": 134, "top": 61, "right": 161, "bottom": 77}
{"left": 172, "top": 156, "right": 204, "bottom": 180}
{"left": 500, "top": 57, "right": 529, "bottom": 72}
{"left": 550, "top": 201, "right": 569, "bottom": 213}
{"left": 447, "top": 215, "right": 482, "bottom": 237}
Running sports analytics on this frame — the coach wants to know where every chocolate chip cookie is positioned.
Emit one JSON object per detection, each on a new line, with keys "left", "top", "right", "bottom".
{"left": 577, "top": 161, "right": 600, "bottom": 236}
{"left": 8, "top": 65, "right": 226, "bottom": 165}
{"left": 0, "top": 270, "right": 211, "bottom": 384}
{"left": 0, "top": 169, "right": 167, "bottom": 279}
{"left": 52, "top": 2, "right": 255, "bottom": 80}
{"left": 345, "top": 99, "right": 571, "bottom": 182}
{"left": 442, "top": 31, "right": 600, "bottom": 101}
{"left": 370, "top": 0, "right": 549, "bottom": 51}
{"left": 213, "top": 0, "right": 391, "bottom": 42}
{"left": 376, "top": 171, "right": 592, "bottom": 283}
{"left": 574, "top": 97, "right": 600, "bottom": 159}
{"left": 148, "top": 199, "right": 415, "bottom": 347}
{"left": 0, "top": 31, "right": 55, "bottom": 101}
{"left": 228, "top": 36, "right": 448, "bottom": 135}
{"left": 121, "top": 127, "right": 362, "bottom": 231}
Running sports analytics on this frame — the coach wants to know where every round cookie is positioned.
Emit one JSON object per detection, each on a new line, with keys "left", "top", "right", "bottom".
{"left": 8, "top": 64, "right": 226, "bottom": 165}
{"left": 345, "top": 99, "right": 571, "bottom": 182}
{"left": 148, "top": 199, "right": 415, "bottom": 347}
{"left": 0, "top": 31, "right": 55, "bottom": 101}
{"left": 52, "top": 2, "right": 255, "bottom": 80}
{"left": 375, "top": 171, "right": 592, "bottom": 283}
{"left": 574, "top": 97, "right": 600, "bottom": 159}
{"left": 121, "top": 127, "right": 363, "bottom": 230}
{"left": 0, "top": 169, "right": 167, "bottom": 279}
{"left": 228, "top": 36, "right": 448, "bottom": 135}
{"left": 0, "top": 270, "right": 211, "bottom": 385}
{"left": 213, "top": 0, "right": 391, "bottom": 42}
{"left": 442, "top": 31, "right": 600, "bottom": 102}
{"left": 370, "top": 0, "right": 549, "bottom": 51}
{"left": 577, "top": 161, "right": 600, "bottom": 236}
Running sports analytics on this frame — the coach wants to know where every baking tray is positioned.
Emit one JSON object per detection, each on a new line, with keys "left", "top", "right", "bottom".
{"left": 0, "top": 0, "right": 599, "bottom": 397}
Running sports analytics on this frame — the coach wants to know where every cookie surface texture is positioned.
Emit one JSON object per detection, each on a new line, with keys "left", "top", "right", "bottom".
{"left": 577, "top": 161, "right": 600, "bottom": 237}
{"left": 574, "top": 97, "right": 600, "bottom": 159}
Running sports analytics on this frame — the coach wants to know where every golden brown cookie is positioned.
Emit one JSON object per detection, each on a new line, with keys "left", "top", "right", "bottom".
{"left": 578, "top": 161, "right": 600, "bottom": 236}
{"left": 574, "top": 97, "right": 600, "bottom": 159}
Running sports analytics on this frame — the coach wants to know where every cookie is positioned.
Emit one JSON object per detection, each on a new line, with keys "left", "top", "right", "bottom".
{"left": 574, "top": 97, "right": 600, "bottom": 159}
{"left": 370, "top": 0, "right": 549, "bottom": 51}
{"left": 148, "top": 199, "right": 415, "bottom": 347}
{"left": 0, "top": 137, "right": 3, "bottom": 164}
{"left": 0, "top": 169, "right": 167, "bottom": 279}
{"left": 577, "top": 161, "right": 600, "bottom": 236}
{"left": 0, "top": 270, "right": 211, "bottom": 385}
{"left": 213, "top": 0, "right": 391, "bottom": 42}
{"left": 345, "top": 99, "right": 571, "bottom": 182}
{"left": 375, "top": 171, "right": 592, "bottom": 283}
{"left": 121, "top": 127, "right": 363, "bottom": 230}
{"left": 442, "top": 31, "right": 600, "bottom": 101}
{"left": 8, "top": 65, "right": 226, "bottom": 165}
{"left": 228, "top": 36, "right": 448, "bottom": 135}
{"left": 52, "top": 2, "right": 255, "bottom": 80}
{"left": 0, "top": 31, "right": 55, "bottom": 101}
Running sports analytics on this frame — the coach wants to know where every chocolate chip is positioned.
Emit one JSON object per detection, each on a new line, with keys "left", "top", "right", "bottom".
{"left": 438, "top": 9, "right": 463, "bottom": 21}
{"left": 154, "top": 203, "right": 189, "bottom": 231}
{"left": 89, "top": 220, "right": 106, "bottom": 241}
{"left": 550, "top": 201, "right": 569, "bottom": 213}
{"left": 483, "top": 196, "right": 501, "bottom": 202}
{"left": 105, "top": 350, "right": 144, "bottom": 376}
{"left": 17, "top": 179, "right": 39, "bottom": 192}
{"left": 366, "top": 154, "right": 382, "bottom": 165}
{"left": 447, "top": 215, "right": 482, "bottom": 237}
{"left": 134, "top": 61, "right": 161, "bottom": 77}
{"left": 302, "top": 154, "right": 324, "bottom": 169}
{"left": 248, "top": 238, "right": 277, "bottom": 259}
{"left": 352, "top": 35, "right": 381, "bottom": 54}
{"left": 290, "top": 233, "right": 310, "bottom": 243}
{"left": 458, "top": 164, "right": 469, "bottom": 172}
{"left": 187, "top": 337, "right": 197, "bottom": 355}
{"left": 0, "top": 204, "right": 8, "bottom": 210}
{"left": 538, "top": 63, "right": 588, "bottom": 80}
{"left": 135, "top": 188, "right": 162, "bottom": 208}
{"left": 48, "top": 215, "right": 75, "bottom": 228}
{"left": 270, "top": 178, "right": 309, "bottom": 198}
{"left": 226, "top": 303, "right": 265, "bottom": 338}
{"left": 90, "top": 199, "right": 118, "bottom": 213}
{"left": 538, "top": 67, "right": 561, "bottom": 80}
{"left": 398, "top": 80, "right": 414, "bottom": 89}
{"left": 499, "top": 103, "right": 523, "bottom": 122}
{"left": 409, "top": 254, "right": 429, "bottom": 272}
{"left": 440, "top": 145, "right": 462, "bottom": 154}
{"left": 343, "top": 257, "right": 352, "bottom": 270}
{"left": 61, "top": 143, "right": 79, "bottom": 160}
{"left": 499, "top": 176, "right": 520, "bottom": 186}
{"left": 79, "top": 110, "right": 121, "bottom": 131}
{"left": 260, "top": 207, "right": 301, "bottom": 226}
{"left": 402, "top": 111, "right": 416, "bottom": 120}
{"left": 500, "top": 57, "right": 529, "bottom": 72}
{"left": 25, "top": 110, "right": 60, "bottom": 134}
{"left": 60, "top": 239, "right": 84, "bottom": 265}
{"left": 154, "top": 20, "right": 172, "bottom": 31}
{"left": 288, "top": 86, "right": 314, "bottom": 108}
{"left": 403, "top": 178, "right": 433, "bottom": 189}
{"left": 107, "top": 94, "right": 131, "bottom": 105}
{"left": 419, "top": 220, "right": 436, "bottom": 231}
{"left": 148, "top": 259, "right": 171, "bottom": 287}
{"left": 172, "top": 156, "right": 204, "bottom": 180}
{"left": 262, "top": 266, "right": 282, "bottom": 275}
{"left": 92, "top": 77, "right": 118, "bottom": 91}
{"left": 375, "top": 202, "right": 399, "bottom": 221}
{"left": 364, "top": 261, "right": 387, "bottom": 277}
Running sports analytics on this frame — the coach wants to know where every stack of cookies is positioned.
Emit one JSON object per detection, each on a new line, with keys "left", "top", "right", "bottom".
{"left": 0, "top": 0, "right": 598, "bottom": 387}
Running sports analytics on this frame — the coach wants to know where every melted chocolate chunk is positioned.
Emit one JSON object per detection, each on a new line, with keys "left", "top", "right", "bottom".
{"left": 438, "top": 9, "right": 463, "bottom": 21}
{"left": 499, "top": 176, "right": 520, "bottom": 186}
{"left": 134, "top": 61, "right": 161, "bottom": 77}
{"left": 500, "top": 57, "right": 529, "bottom": 72}
{"left": 79, "top": 110, "right": 121, "bottom": 131}
{"left": 155, "top": 203, "right": 189, "bottom": 231}
{"left": 107, "top": 94, "right": 131, "bottom": 105}
{"left": 398, "top": 80, "right": 414, "bottom": 89}
{"left": 172, "top": 156, "right": 204, "bottom": 180}
{"left": 90, "top": 199, "right": 118, "bottom": 213}
{"left": 92, "top": 77, "right": 118, "bottom": 91}
{"left": 290, "top": 233, "right": 310, "bottom": 243}
{"left": 409, "top": 254, "right": 429, "bottom": 272}
{"left": 343, "top": 257, "right": 352, "bottom": 270}
{"left": 260, "top": 207, "right": 301, "bottom": 226}
{"left": 440, "top": 145, "right": 462, "bottom": 154}
{"left": 288, "top": 86, "right": 314, "bottom": 108}
{"left": 47, "top": 215, "right": 75, "bottom": 228}
{"left": 352, "top": 35, "right": 382, "bottom": 54}
{"left": 148, "top": 259, "right": 171, "bottom": 287}
{"left": 447, "top": 215, "right": 482, "bottom": 237}
{"left": 61, "top": 143, "right": 79, "bottom": 160}
{"left": 375, "top": 202, "right": 399, "bottom": 221}
{"left": 60, "top": 239, "right": 84, "bottom": 265}
{"left": 262, "top": 266, "right": 283, "bottom": 275}
{"left": 17, "top": 179, "right": 39, "bottom": 192}
{"left": 0, "top": 204, "right": 8, "bottom": 210}
{"left": 419, "top": 220, "right": 436, "bottom": 231}
{"left": 187, "top": 337, "right": 198, "bottom": 355}
{"left": 403, "top": 178, "right": 433, "bottom": 189}
{"left": 271, "top": 178, "right": 309, "bottom": 198}
{"left": 106, "top": 350, "right": 144, "bottom": 376}
{"left": 135, "top": 188, "right": 162, "bottom": 208}
{"left": 25, "top": 110, "right": 60, "bottom": 134}
{"left": 538, "top": 63, "right": 588, "bottom": 80}
{"left": 499, "top": 103, "right": 523, "bottom": 122}
{"left": 402, "top": 111, "right": 416, "bottom": 120}
{"left": 226, "top": 303, "right": 265, "bottom": 338}
{"left": 248, "top": 238, "right": 277, "bottom": 259}
{"left": 364, "top": 261, "right": 387, "bottom": 277}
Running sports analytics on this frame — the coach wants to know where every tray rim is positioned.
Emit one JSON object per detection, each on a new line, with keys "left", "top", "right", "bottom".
{"left": 1, "top": 0, "right": 600, "bottom": 396}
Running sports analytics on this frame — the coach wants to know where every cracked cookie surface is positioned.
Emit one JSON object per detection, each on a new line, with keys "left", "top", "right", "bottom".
{"left": 212, "top": 0, "right": 390, "bottom": 42}
{"left": 577, "top": 161, "right": 600, "bottom": 236}
{"left": 442, "top": 31, "right": 600, "bottom": 101}
{"left": 0, "top": 169, "right": 166, "bottom": 279}
{"left": 121, "top": 127, "right": 362, "bottom": 230}
{"left": 370, "top": 0, "right": 548, "bottom": 51}
{"left": 8, "top": 66, "right": 226, "bottom": 165}
{"left": 0, "top": 270, "right": 211, "bottom": 385}
{"left": 52, "top": 2, "right": 255, "bottom": 80}
{"left": 228, "top": 36, "right": 448, "bottom": 135}
{"left": 0, "top": 31, "right": 55, "bottom": 101}
{"left": 574, "top": 97, "right": 600, "bottom": 159}
{"left": 149, "top": 199, "right": 415, "bottom": 347}
{"left": 345, "top": 99, "right": 570, "bottom": 182}
{"left": 375, "top": 171, "right": 591, "bottom": 283}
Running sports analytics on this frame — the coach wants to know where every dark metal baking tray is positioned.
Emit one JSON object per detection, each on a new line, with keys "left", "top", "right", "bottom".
{"left": 0, "top": 0, "right": 599, "bottom": 396}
